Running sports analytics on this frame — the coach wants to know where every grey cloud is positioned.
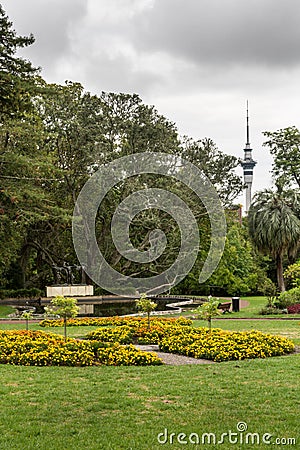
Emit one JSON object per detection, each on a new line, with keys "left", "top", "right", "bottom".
{"left": 2, "top": 0, "right": 299, "bottom": 203}
{"left": 132, "top": 0, "right": 300, "bottom": 68}
{"left": 1, "top": 0, "right": 88, "bottom": 74}
{"left": 74, "top": 0, "right": 300, "bottom": 96}
{"left": 79, "top": 51, "right": 164, "bottom": 95}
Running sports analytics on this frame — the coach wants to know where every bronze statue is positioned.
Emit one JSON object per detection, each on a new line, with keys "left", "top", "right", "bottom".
{"left": 52, "top": 263, "right": 86, "bottom": 285}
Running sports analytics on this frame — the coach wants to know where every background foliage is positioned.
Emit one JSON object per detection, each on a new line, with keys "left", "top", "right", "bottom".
{"left": 0, "top": 5, "right": 286, "bottom": 297}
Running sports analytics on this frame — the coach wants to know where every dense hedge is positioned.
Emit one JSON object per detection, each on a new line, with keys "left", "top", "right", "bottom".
{"left": 0, "top": 288, "right": 42, "bottom": 299}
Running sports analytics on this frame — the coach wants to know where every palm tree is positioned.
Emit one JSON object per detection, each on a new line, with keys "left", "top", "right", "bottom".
{"left": 248, "top": 188, "right": 300, "bottom": 292}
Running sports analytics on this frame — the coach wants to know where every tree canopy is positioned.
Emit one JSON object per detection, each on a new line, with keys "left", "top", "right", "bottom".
{"left": 248, "top": 188, "right": 300, "bottom": 292}
{"left": 263, "top": 126, "right": 300, "bottom": 189}
{"left": 0, "top": 4, "right": 39, "bottom": 121}
{"left": 0, "top": 4, "right": 261, "bottom": 297}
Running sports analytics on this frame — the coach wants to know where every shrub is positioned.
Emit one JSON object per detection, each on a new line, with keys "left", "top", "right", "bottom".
{"left": 287, "top": 303, "right": 300, "bottom": 314}
{"left": 259, "top": 306, "right": 283, "bottom": 315}
{"left": 135, "top": 294, "right": 158, "bottom": 330}
{"left": 276, "top": 287, "right": 300, "bottom": 309}
{"left": 0, "top": 288, "right": 42, "bottom": 300}
{"left": 284, "top": 262, "right": 300, "bottom": 289}
{"left": 44, "top": 296, "right": 80, "bottom": 341}
{"left": 260, "top": 278, "right": 278, "bottom": 306}
{"left": 192, "top": 296, "right": 221, "bottom": 331}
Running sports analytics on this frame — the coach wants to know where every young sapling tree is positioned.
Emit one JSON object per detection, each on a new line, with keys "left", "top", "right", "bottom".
{"left": 45, "top": 296, "right": 79, "bottom": 341}
{"left": 135, "top": 293, "right": 157, "bottom": 330}
{"left": 192, "top": 296, "right": 222, "bottom": 332}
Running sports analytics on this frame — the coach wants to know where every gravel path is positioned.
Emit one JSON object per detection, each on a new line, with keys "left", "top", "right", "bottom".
{"left": 135, "top": 344, "right": 215, "bottom": 365}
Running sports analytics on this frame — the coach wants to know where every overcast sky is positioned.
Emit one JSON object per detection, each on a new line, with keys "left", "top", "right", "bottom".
{"left": 3, "top": 0, "right": 300, "bottom": 209}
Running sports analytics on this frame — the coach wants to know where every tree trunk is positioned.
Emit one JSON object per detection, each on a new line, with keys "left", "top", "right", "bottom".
{"left": 208, "top": 317, "right": 211, "bottom": 332}
{"left": 276, "top": 253, "right": 285, "bottom": 292}
{"left": 64, "top": 317, "right": 67, "bottom": 342}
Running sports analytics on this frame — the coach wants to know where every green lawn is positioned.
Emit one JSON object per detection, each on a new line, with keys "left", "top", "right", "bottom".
{"left": 0, "top": 356, "right": 299, "bottom": 449}
{"left": 0, "top": 305, "right": 15, "bottom": 318}
{"left": 187, "top": 295, "right": 300, "bottom": 319}
{"left": 230, "top": 295, "right": 267, "bottom": 317}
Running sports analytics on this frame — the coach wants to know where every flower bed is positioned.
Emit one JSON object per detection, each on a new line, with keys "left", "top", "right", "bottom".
{"left": 0, "top": 330, "right": 163, "bottom": 366}
{"left": 2, "top": 321, "right": 295, "bottom": 366}
{"left": 85, "top": 318, "right": 193, "bottom": 345}
{"left": 86, "top": 326, "right": 133, "bottom": 344}
{"left": 39, "top": 316, "right": 192, "bottom": 328}
{"left": 0, "top": 330, "right": 94, "bottom": 366}
{"left": 80, "top": 320, "right": 294, "bottom": 362}
{"left": 91, "top": 342, "right": 162, "bottom": 366}
{"left": 86, "top": 323, "right": 172, "bottom": 345}
{"left": 159, "top": 328, "right": 295, "bottom": 362}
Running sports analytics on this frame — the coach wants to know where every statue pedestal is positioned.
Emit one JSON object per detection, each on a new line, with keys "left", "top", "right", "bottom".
{"left": 46, "top": 285, "right": 94, "bottom": 298}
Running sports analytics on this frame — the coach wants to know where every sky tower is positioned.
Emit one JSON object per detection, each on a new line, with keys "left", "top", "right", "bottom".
{"left": 240, "top": 101, "right": 257, "bottom": 213}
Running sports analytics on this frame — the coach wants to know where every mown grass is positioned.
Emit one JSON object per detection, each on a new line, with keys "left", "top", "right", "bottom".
{"left": 187, "top": 295, "right": 300, "bottom": 319}
{"left": 0, "top": 305, "right": 15, "bottom": 318}
{"left": 0, "top": 355, "right": 299, "bottom": 450}
{"left": 229, "top": 295, "right": 267, "bottom": 317}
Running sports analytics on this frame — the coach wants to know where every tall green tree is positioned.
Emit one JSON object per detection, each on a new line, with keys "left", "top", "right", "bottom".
{"left": 181, "top": 137, "right": 243, "bottom": 206}
{"left": 34, "top": 85, "right": 245, "bottom": 290}
{"left": 206, "top": 222, "right": 266, "bottom": 296}
{"left": 0, "top": 6, "right": 60, "bottom": 286}
{"left": 0, "top": 109, "right": 66, "bottom": 286}
{"left": 248, "top": 188, "right": 300, "bottom": 292}
{"left": 0, "top": 6, "right": 247, "bottom": 292}
{"left": 263, "top": 127, "right": 300, "bottom": 189}
{"left": 0, "top": 4, "right": 39, "bottom": 122}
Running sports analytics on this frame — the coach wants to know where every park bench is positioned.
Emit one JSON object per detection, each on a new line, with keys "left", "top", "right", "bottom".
{"left": 218, "top": 302, "right": 231, "bottom": 313}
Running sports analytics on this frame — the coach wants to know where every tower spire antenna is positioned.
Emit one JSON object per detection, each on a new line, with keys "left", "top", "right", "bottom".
{"left": 246, "top": 100, "right": 250, "bottom": 146}
{"left": 240, "top": 100, "right": 257, "bottom": 213}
